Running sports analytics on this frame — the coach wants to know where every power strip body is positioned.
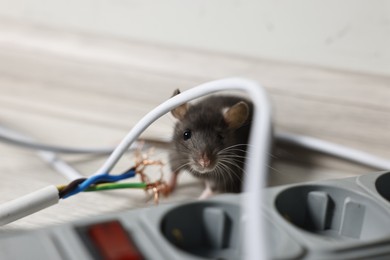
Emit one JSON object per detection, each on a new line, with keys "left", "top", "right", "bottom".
{"left": 1, "top": 171, "right": 390, "bottom": 260}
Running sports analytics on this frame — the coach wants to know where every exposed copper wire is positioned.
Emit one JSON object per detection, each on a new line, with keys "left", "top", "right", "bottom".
{"left": 145, "top": 180, "right": 169, "bottom": 205}
{"left": 131, "top": 147, "right": 169, "bottom": 204}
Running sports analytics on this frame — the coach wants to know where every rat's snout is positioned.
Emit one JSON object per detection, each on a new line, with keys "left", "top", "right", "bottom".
{"left": 198, "top": 153, "right": 211, "bottom": 168}
{"left": 191, "top": 152, "right": 216, "bottom": 174}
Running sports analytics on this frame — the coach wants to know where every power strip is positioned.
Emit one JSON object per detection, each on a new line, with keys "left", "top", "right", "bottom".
{"left": 1, "top": 170, "right": 390, "bottom": 260}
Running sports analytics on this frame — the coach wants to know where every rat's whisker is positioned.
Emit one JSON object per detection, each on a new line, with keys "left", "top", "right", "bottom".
{"left": 219, "top": 145, "right": 248, "bottom": 152}
{"left": 267, "top": 165, "right": 285, "bottom": 175}
{"left": 172, "top": 161, "right": 192, "bottom": 173}
{"left": 217, "top": 160, "right": 244, "bottom": 183}
{"left": 218, "top": 159, "right": 246, "bottom": 176}
{"left": 219, "top": 154, "right": 247, "bottom": 160}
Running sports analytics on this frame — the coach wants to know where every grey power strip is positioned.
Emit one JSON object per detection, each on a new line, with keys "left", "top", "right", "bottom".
{"left": 1, "top": 171, "right": 390, "bottom": 260}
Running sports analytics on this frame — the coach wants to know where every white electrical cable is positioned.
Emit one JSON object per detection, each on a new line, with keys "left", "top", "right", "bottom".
{"left": 0, "top": 125, "right": 114, "bottom": 154}
{"left": 0, "top": 125, "right": 84, "bottom": 180}
{"left": 92, "top": 78, "right": 273, "bottom": 260}
{"left": 37, "top": 152, "right": 83, "bottom": 181}
{"left": 0, "top": 185, "right": 59, "bottom": 226}
{"left": 276, "top": 132, "right": 390, "bottom": 170}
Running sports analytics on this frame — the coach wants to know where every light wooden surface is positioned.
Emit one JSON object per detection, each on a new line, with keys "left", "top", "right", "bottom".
{"left": 0, "top": 19, "right": 390, "bottom": 231}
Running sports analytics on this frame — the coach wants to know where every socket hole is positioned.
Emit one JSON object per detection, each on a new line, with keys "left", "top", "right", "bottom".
{"left": 275, "top": 185, "right": 390, "bottom": 240}
{"left": 376, "top": 173, "right": 390, "bottom": 202}
{"left": 160, "top": 202, "right": 240, "bottom": 259}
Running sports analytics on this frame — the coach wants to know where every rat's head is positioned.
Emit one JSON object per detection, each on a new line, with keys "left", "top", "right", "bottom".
{"left": 170, "top": 89, "right": 249, "bottom": 175}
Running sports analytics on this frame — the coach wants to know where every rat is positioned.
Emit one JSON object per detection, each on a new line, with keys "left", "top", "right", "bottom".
{"left": 168, "top": 89, "right": 253, "bottom": 199}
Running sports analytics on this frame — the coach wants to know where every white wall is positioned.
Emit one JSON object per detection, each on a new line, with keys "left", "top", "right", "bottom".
{"left": 0, "top": 0, "right": 389, "bottom": 75}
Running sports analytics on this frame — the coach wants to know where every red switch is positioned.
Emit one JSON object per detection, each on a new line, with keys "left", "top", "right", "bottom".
{"left": 87, "top": 221, "right": 143, "bottom": 260}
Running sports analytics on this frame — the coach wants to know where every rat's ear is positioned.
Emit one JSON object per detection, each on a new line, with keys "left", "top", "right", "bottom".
{"left": 171, "top": 89, "right": 189, "bottom": 120}
{"left": 224, "top": 101, "right": 249, "bottom": 129}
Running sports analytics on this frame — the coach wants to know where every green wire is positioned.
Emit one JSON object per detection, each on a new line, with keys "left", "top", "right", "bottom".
{"left": 84, "top": 182, "right": 147, "bottom": 192}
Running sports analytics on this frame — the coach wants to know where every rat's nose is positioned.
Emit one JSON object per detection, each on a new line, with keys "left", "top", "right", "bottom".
{"left": 198, "top": 154, "right": 211, "bottom": 168}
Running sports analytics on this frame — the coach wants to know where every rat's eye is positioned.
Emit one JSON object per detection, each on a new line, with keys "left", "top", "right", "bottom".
{"left": 183, "top": 130, "right": 192, "bottom": 141}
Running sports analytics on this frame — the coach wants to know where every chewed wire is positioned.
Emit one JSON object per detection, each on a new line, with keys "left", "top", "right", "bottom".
{"left": 61, "top": 168, "right": 136, "bottom": 199}
{"left": 58, "top": 150, "right": 168, "bottom": 202}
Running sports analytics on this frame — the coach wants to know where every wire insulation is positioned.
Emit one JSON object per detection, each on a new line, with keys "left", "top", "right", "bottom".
{"left": 0, "top": 186, "right": 59, "bottom": 226}
{"left": 276, "top": 132, "right": 390, "bottom": 170}
{"left": 0, "top": 125, "right": 115, "bottom": 154}
{"left": 0, "top": 125, "right": 84, "bottom": 180}
{"left": 61, "top": 169, "right": 136, "bottom": 199}
{"left": 84, "top": 182, "right": 147, "bottom": 192}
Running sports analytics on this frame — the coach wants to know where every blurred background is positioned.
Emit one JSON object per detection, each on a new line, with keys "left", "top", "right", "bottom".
{"left": 0, "top": 1, "right": 389, "bottom": 228}
{"left": 0, "top": 0, "right": 389, "bottom": 75}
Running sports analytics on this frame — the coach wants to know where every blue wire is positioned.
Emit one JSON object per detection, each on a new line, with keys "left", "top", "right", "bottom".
{"left": 62, "top": 169, "right": 136, "bottom": 199}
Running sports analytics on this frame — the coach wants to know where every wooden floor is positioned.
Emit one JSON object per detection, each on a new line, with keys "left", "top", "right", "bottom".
{"left": 0, "top": 18, "right": 390, "bottom": 230}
